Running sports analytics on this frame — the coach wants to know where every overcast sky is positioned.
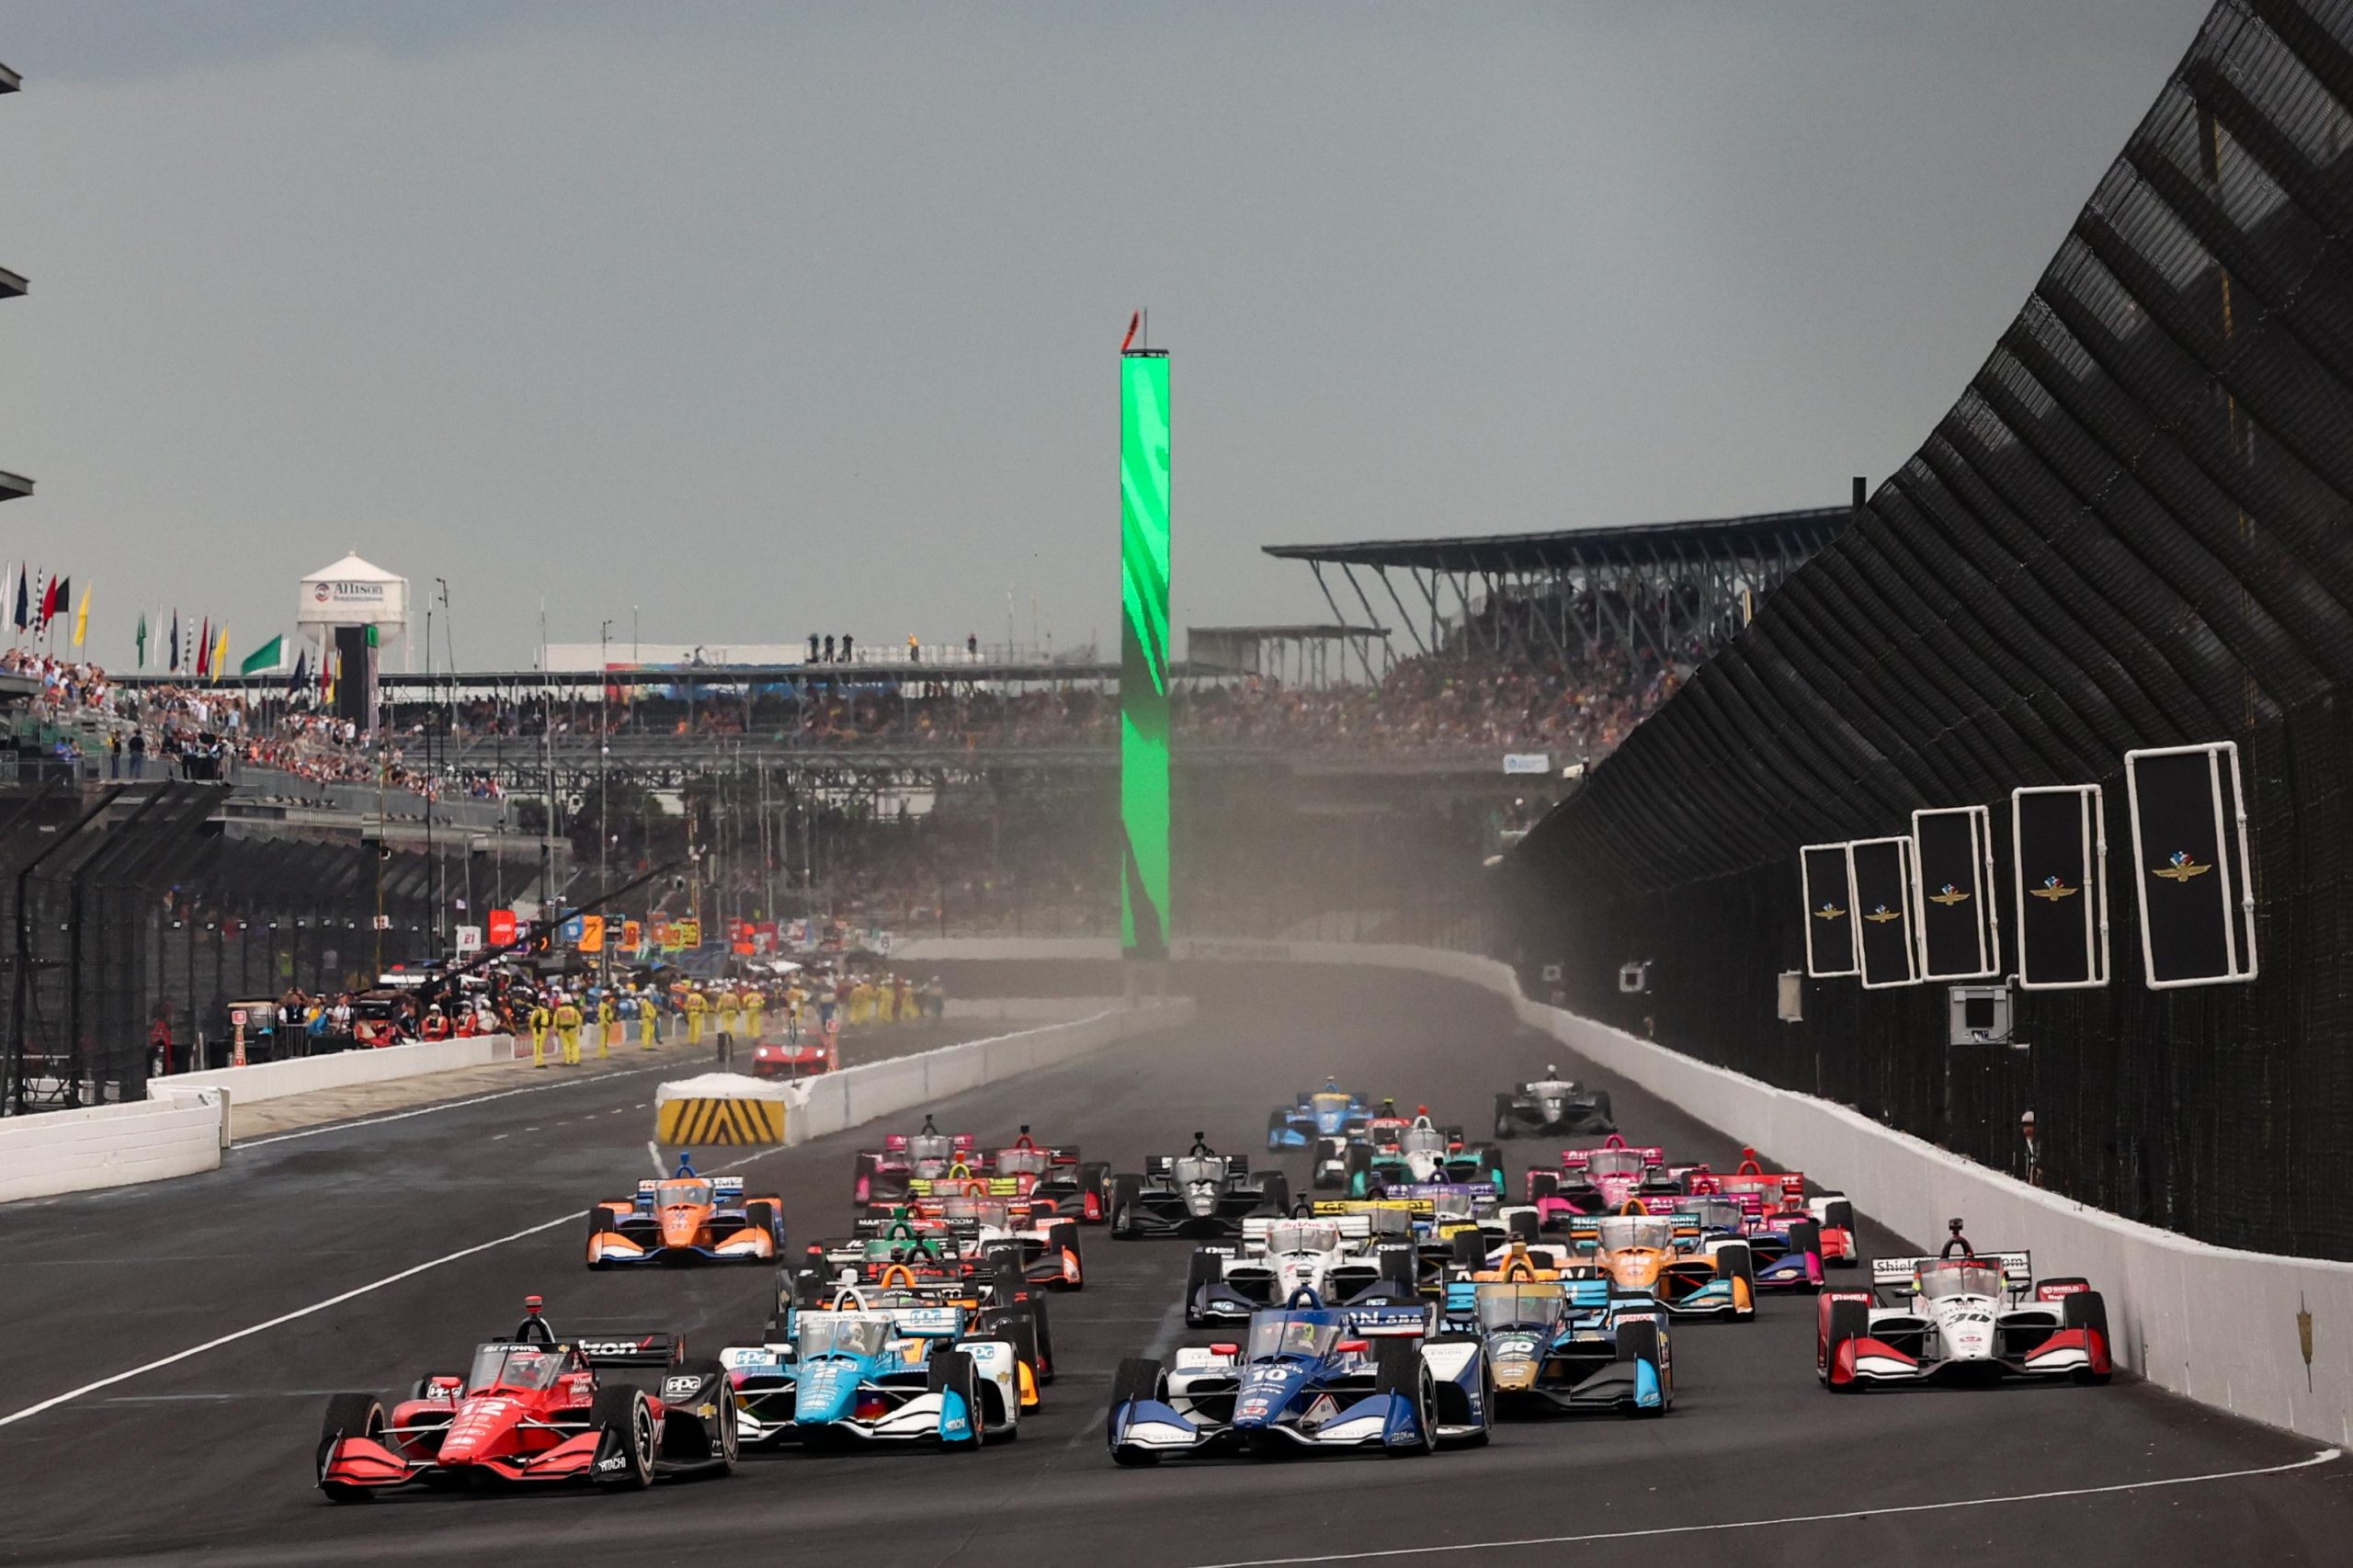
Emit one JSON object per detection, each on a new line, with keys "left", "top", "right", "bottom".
{"left": 0, "top": 0, "right": 2214, "bottom": 670}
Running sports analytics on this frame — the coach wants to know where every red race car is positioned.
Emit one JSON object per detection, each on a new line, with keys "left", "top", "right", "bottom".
{"left": 315, "top": 1296, "right": 736, "bottom": 1499}
{"left": 853, "top": 1114, "right": 981, "bottom": 1207}
{"left": 1698, "top": 1149, "right": 1858, "bottom": 1268}
{"left": 981, "top": 1128, "right": 1112, "bottom": 1224}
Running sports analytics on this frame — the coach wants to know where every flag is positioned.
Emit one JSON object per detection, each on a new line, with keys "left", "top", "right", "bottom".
{"left": 210, "top": 625, "right": 228, "bottom": 682}
{"left": 72, "top": 585, "right": 89, "bottom": 648}
{"left": 239, "top": 633, "right": 284, "bottom": 676}
{"left": 10, "top": 569, "right": 23, "bottom": 632}
{"left": 322, "top": 651, "right": 336, "bottom": 705}
{"left": 196, "top": 618, "right": 210, "bottom": 678}
{"left": 1121, "top": 310, "right": 1141, "bottom": 352}
{"left": 288, "top": 646, "right": 307, "bottom": 693}
{"left": 134, "top": 612, "right": 148, "bottom": 671}
{"left": 40, "top": 574, "right": 61, "bottom": 627}
{"left": 168, "top": 609, "right": 180, "bottom": 672}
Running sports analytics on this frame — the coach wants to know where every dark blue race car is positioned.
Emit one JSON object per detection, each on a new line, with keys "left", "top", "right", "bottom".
{"left": 1106, "top": 1290, "right": 1490, "bottom": 1462}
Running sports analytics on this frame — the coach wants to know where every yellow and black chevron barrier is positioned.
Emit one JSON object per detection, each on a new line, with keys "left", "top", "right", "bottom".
{"left": 653, "top": 1074, "right": 790, "bottom": 1145}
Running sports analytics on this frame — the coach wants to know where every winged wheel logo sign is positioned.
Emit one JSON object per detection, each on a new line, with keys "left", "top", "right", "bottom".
{"left": 2152, "top": 850, "right": 2211, "bottom": 882}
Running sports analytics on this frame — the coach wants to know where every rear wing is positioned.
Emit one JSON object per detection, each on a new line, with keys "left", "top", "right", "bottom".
{"left": 1558, "top": 1144, "right": 1666, "bottom": 1172}
{"left": 1716, "top": 1172, "right": 1807, "bottom": 1208}
{"left": 1871, "top": 1252, "right": 2032, "bottom": 1295}
{"left": 1336, "top": 1303, "right": 1431, "bottom": 1338}
{"left": 1313, "top": 1197, "right": 1437, "bottom": 1221}
{"left": 904, "top": 1176, "right": 1022, "bottom": 1199}
{"left": 577, "top": 1333, "right": 682, "bottom": 1368}
{"left": 1244, "top": 1208, "right": 1413, "bottom": 1244}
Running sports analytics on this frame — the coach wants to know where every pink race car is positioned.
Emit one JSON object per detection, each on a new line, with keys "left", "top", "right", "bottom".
{"left": 852, "top": 1114, "right": 981, "bottom": 1208}
{"left": 1525, "top": 1135, "right": 1702, "bottom": 1228}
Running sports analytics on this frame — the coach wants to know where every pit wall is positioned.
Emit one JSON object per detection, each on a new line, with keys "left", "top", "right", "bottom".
{"left": 779, "top": 999, "right": 1194, "bottom": 1145}
{"left": 0, "top": 1089, "right": 228, "bottom": 1203}
{"left": 895, "top": 935, "right": 2353, "bottom": 1448}
{"left": 172, "top": 1034, "right": 518, "bottom": 1109}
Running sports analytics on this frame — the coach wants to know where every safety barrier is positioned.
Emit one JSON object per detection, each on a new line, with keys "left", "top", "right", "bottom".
{"left": 776, "top": 998, "right": 1195, "bottom": 1147}
{"left": 896, "top": 936, "right": 2353, "bottom": 1447}
{"left": 654, "top": 1074, "right": 790, "bottom": 1145}
{"left": 0, "top": 1089, "right": 228, "bottom": 1204}
{"left": 170, "top": 1034, "right": 517, "bottom": 1113}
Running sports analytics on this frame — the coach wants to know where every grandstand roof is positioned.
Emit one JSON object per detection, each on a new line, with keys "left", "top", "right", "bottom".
{"left": 1186, "top": 623, "right": 1389, "bottom": 641}
{"left": 1262, "top": 506, "right": 1849, "bottom": 573}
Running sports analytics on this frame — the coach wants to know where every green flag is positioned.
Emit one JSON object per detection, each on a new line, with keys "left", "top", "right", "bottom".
{"left": 239, "top": 633, "right": 285, "bottom": 676}
{"left": 134, "top": 612, "right": 147, "bottom": 671}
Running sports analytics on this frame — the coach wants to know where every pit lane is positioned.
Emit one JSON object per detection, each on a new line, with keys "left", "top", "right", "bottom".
{"left": 1, "top": 964, "right": 2342, "bottom": 1567}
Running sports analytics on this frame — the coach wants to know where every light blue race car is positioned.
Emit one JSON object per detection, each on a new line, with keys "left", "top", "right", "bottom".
{"left": 1267, "top": 1081, "right": 1370, "bottom": 1150}
{"left": 720, "top": 1291, "right": 1020, "bottom": 1449}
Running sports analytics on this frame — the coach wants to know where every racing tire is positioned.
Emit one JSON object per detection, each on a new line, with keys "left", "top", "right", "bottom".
{"left": 1719, "top": 1241, "right": 1756, "bottom": 1317}
{"left": 926, "top": 1350, "right": 984, "bottom": 1451}
{"left": 744, "top": 1200, "right": 782, "bottom": 1252}
{"left": 1344, "top": 1142, "right": 1372, "bottom": 1196}
{"left": 1044, "top": 1221, "right": 1082, "bottom": 1286}
{"left": 1493, "top": 1093, "right": 1517, "bottom": 1140}
{"left": 317, "top": 1393, "right": 386, "bottom": 1502}
{"left": 1029, "top": 1290, "right": 1057, "bottom": 1381}
{"left": 1425, "top": 1333, "right": 1492, "bottom": 1446}
{"left": 663, "top": 1358, "right": 738, "bottom": 1475}
{"left": 2063, "top": 1290, "right": 2113, "bottom": 1384}
{"left": 1820, "top": 1197, "right": 1856, "bottom": 1234}
{"left": 1527, "top": 1170, "right": 1560, "bottom": 1202}
{"left": 987, "top": 1312, "right": 1043, "bottom": 1399}
{"left": 1267, "top": 1108, "right": 1288, "bottom": 1149}
{"left": 1823, "top": 1299, "right": 1870, "bottom": 1391}
{"left": 1108, "top": 1356, "right": 1167, "bottom": 1465}
{"left": 1588, "top": 1091, "right": 1615, "bottom": 1131}
{"left": 585, "top": 1206, "right": 621, "bottom": 1269}
{"left": 1788, "top": 1220, "right": 1823, "bottom": 1289}
{"left": 405, "top": 1376, "right": 438, "bottom": 1403}
{"left": 1077, "top": 1161, "right": 1111, "bottom": 1219}
{"left": 589, "top": 1385, "right": 658, "bottom": 1489}
{"left": 1374, "top": 1339, "right": 1435, "bottom": 1457}
{"left": 1450, "top": 1229, "right": 1488, "bottom": 1269}
{"left": 1376, "top": 1242, "right": 1418, "bottom": 1298}
{"left": 1256, "top": 1171, "right": 1290, "bottom": 1216}
{"left": 1507, "top": 1209, "right": 1540, "bottom": 1244}
{"left": 1183, "top": 1248, "right": 1224, "bottom": 1328}
{"left": 1473, "top": 1142, "right": 1506, "bottom": 1193}
{"left": 1109, "top": 1174, "right": 1142, "bottom": 1240}
{"left": 1613, "top": 1320, "right": 1669, "bottom": 1416}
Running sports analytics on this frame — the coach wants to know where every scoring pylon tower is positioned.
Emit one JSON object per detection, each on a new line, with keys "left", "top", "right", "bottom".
{"left": 1119, "top": 328, "right": 1172, "bottom": 959}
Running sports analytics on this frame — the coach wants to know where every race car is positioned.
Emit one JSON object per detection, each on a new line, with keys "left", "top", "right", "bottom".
{"left": 1667, "top": 1193, "right": 1822, "bottom": 1293}
{"left": 1817, "top": 1221, "right": 2112, "bottom": 1392}
{"left": 1493, "top": 1068, "right": 1616, "bottom": 1138}
{"left": 1526, "top": 1137, "right": 1696, "bottom": 1224}
{"left": 1442, "top": 1277, "right": 1670, "bottom": 1415}
{"left": 316, "top": 1295, "right": 735, "bottom": 1498}
{"left": 1107, "top": 1293, "right": 1490, "bottom": 1462}
{"left": 747, "top": 1038, "right": 831, "bottom": 1078}
{"left": 875, "top": 1193, "right": 1086, "bottom": 1290}
{"left": 1108, "top": 1135, "right": 1290, "bottom": 1240}
{"left": 1182, "top": 1210, "right": 1422, "bottom": 1325}
{"left": 853, "top": 1114, "right": 979, "bottom": 1207}
{"left": 982, "top": 1128, "right": 1111, "bottom": 1224}
{"left": 1342, "top": 1112, "right": 1506, "bottom": 1197}
{"left": 1269, "top": 1081, "right": 1370, "bottom": 1150}
{"left": 1708, "top": 1149, "right": 1857, "bottom": 1267}
{"left": 720, "top": 1288, "right": 1021, "bottom": 1448}
{"left": 585, "top": 1154, "right": 784, "bottom": 1267}
{"left": 782, "top": 1237, "right": 1058, "bottom": 1403}
{"left": 1558, "top": 1210, "right": 1755, "bottom": 1320}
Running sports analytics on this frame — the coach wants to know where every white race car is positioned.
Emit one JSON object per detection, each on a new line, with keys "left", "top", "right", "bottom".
{"left": 1817, "top": 1222, "right": 2112, "bottom": 1391}
{"left": 1182, "top": 1211, "right": 1418, "bottom": 1326}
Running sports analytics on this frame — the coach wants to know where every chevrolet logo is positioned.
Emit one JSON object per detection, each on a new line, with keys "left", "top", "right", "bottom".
{"left": 2153, "top": 851, "right": 2211, "bottom": 882}
{"left": 1928, "top": 884, "right": 1969, "bottom": 907}
{"left": 2030, "top": 877, "right": 2077, "bottom": 902}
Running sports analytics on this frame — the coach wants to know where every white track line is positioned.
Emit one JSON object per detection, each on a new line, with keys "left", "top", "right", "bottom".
{"left": 237, "top": 1062, "right": 679, "bottom": 1148}
{"left": 0, "top": 1144, "right": 791, "bottom": 1430}
{"left": 1188, "top": 1448, "right": 2344, "bottom": 1567}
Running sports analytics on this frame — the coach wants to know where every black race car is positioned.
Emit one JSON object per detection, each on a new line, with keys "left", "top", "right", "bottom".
{"left": 1493, "top": 1068, "right": 1615, "bottom": 1138}
{"left": 1108, "top": 1134, "right": 1290, "bottom": 1240}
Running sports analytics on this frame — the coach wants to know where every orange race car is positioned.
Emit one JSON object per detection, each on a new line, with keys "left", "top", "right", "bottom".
{"left": 586, "top": 1154, "right": 784, "bottom": 1267}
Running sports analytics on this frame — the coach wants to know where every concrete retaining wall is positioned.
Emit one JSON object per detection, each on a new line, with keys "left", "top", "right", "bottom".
{"left": 897, "top": 934, "right": 2353, "bottom": 1446}
{"left": 0, "top": 1090, "right": 228, "bottom": 1203}
{"left": 170, "top": 1034, "right": 517, "bottom": 1107}
{"left": 779, "top": 999, "right": 1195, "bottom": 1146}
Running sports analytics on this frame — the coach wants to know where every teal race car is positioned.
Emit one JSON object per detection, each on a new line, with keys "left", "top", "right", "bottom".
{"left": 719, "top": 1290, "right": 1020, "bottom": 1449}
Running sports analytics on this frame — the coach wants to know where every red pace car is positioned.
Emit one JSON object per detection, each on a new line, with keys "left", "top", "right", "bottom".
{"left": 315, "top": 1296, "right": 736, "bottom": 1499}
{"left": 747, "top": 1036, "right": 831, "bottom": 1078}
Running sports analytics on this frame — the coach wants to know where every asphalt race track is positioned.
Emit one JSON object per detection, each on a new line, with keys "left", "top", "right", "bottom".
{"left": 3, "top": 964, "right": 2346, "bottom": 1567}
